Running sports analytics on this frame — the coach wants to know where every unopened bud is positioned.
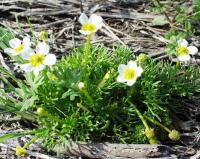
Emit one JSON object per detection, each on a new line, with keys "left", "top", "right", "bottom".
{"left": 47, "top": 72, "right": 58, "bottom": 80}
{"left": 149, "top": 138, "right": 159, "bottom": 144}
{"left": 37, "top": 107, "right": 46, "bottom": 116}
{"left": 16, "top": 146, "right": 26, "bottom": 157}
{"left": 145, "top": 128, "right": 155, "bottom": 139}
{"left": 136, "top": 53, "right": 149, "bottom": 64}
{"left": 168, "top": 129, "right": 180, "bottom": 141}
{"left": 104, "top": 71, "right": 110, "bottom": 80}
{"left": 40, "top": 31, "right": 48, "bottom": 42}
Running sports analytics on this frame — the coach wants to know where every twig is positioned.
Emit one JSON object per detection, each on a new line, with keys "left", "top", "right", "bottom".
{"left": 102, "top": 22, "right": 125, "bottom": 46}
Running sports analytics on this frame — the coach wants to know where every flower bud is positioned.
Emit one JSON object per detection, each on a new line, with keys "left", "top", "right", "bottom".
{"left": 145, "top": 128, "right": 155, "bottom": 139}
{"left": 78, "top": 82, "right": 85, "bottom": 90}
{"left": 37, "top": 107, "right": 46, "bottom": 116}
{"left": 104, "top": 71, "right": 110, "bottom": 80}
{"left": 40, "top": 31, "right": 48, "bottom": 42}
{"left": 47, "top": 72, "right": 58, "bottom": 80}
{"left": 98, "top": 71, "right": 111, "bottom": 88}
{"left": 168, "top": 129, "right": 180, "bottom": 141}
{"left": 16, "top": 146, "right": 26, "bottom": 157}
{"left": 149, "top": 138, "right": 159, "bottom": 144}
{"left": 136, "top": 53, "right": 149, "bottom": 64}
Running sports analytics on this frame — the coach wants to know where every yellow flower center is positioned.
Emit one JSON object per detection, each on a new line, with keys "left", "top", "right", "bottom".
{"left": 124, "top": 68, "right": 136, "bottom": 80}
{"left": 177, "top": 46, "right": 189, "bottom": 56}
{"left": 82, "top": 23, "right": 96, "bottom": 32}
{"left": 30, "top": 53, "right": 45, "bottom": 67}
{"left": 15, "top": 44, "right": 25, "bottom": 53}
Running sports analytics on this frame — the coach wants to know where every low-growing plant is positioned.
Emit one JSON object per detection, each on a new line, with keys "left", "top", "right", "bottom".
{"left": 152, "top": 0, "right": 200, "bottom": 58}
{"left": 0, "top": 12, "right": 200, "bottom": 157}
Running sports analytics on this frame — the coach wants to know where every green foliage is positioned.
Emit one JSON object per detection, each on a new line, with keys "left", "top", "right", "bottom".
{"left": 151, "top": 0, "right": 198, "bottom": 56}
{"left": 0, "top": 27, "right": 15, "bottom": 50}
{"left": 193, "top": 0, "right": 200, "bottom": 20}
{"left": 1, "top": 1, "right": 200, "bottom": 151}
{"left": 0, "top": 132, "right": 24, "bottom": 142}
{"left": 1, "top": 38, "right": 200, "bottom": 148}
{"left": 2, "top": 44, "right": 196, "bottom": 148}
{"left": 152, "top": 16, "right": 169, "bottom": 26}
{"left": 151, "top": 0, "right": 171, "bottom": 14}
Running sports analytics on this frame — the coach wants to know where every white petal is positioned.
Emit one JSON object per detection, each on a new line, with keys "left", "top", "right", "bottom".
{"left": 117, "top": 75, "right": 126, "bottom": 83}
{"left": 127, "top": 60, "right": 137, "bottom": 69}
{"left": 78, "top": 82, "right": 85, "bottom": 89}
{"left": 91, "top": 34, "right": 96, "bottom": 43}
{"left": 79, "top": 13, "right": 89, "bottom": 24}
{"left": 4, "top": 48, "right": 15, "bottom": 55}
{"left": 188, "top": 46, "right": 198, "bottom": 55}
{"left": 178, "top": 55, "right": 191, "bottom": 62}
{"left": 79, "top": 30, "right": 91, "bottom": 35}
{"left": 9, "top": 38, "right": 21, "bottom": 49}
{"left": 33, "top": 65, "right": 45, "bottom": 76}
{"left": 136, "top": 67, "right": 143, "bottom": 77}
{"left": 118, "top": 64, "right": 126, "bottom": 73}
{"left": 88, "top": 14, "right": 103, "bottom": 30}
{"left": 127, "top": 79, "right": 136, "bottom": 86}
{"left": 20, "top": 48, "right": 34, "bottom": 60}
{"left": 177, "top": 39, "right": 188, "bottom": 47}
{"left": 44, "top": 54, "right": 57, "bottom": 66}
{"left": 23, "top": 37, "right": 31, "bottom": 48}
{"left": 21, "top": 63, "right": 33, "bottom": 73}
{"left": 36, "top": 42, "right": 50, "bottom": 55}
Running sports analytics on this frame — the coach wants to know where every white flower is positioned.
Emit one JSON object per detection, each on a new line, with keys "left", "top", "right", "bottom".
{"left": 78, "top": 82, "right": 85, "bottom": 90}
{"left": 21, "top": 42, "right": 56, "bottom": 76}
{"left": 4, "top": 37, "right": 33, "bottom": 59}
{"left": 117, "top": 60, "right": 143, "bottom": 86}
{"left": 79, "top": 13, "right": 103, "bottom": 35}
{"left": 176, "top": 39, "right": 198, "bottom": 62}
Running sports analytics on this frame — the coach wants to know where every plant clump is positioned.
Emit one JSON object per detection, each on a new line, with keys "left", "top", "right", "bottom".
{"left": 0, "top": 10, "right": 199, "bottom": 156}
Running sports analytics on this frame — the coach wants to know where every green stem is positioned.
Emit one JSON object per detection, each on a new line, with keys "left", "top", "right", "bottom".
{"left": 81, "top": 89, "right": 93, "bottom": 103}
{"left": 97, "top": 70, "right": 111, "bottom": 89}
{"left": 23, "top": 135, "right": 41, "bottom": 149}
{"left": 84, "top": 34, "right": 92, "bottom": 67}
{"left": 26, "top": 17, "right": 37, "bottom": 46}
{"left": 76, "top": 103, "right": 89, "bottom": 112}
{"left": 45, "top": 112, "right": 62, "bottom": 123}
{"left": 128, "top": 101, "right": 149, "bottom": 129}
{"left": 145, "top": 116, "right": 171, "bottom": 133}
{"left": 15, "top": 15, "right": 24, "bottom": 36}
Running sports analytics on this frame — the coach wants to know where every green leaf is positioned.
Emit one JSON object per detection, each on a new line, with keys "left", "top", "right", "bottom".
{"left": 193, "top": 12, "right": 200, "bottom": 20}
{"left": 152, "top": 16, "right": 169, "bottom": 26}
{"left": 0, "top": 133, "right": 24, "bottom": 142}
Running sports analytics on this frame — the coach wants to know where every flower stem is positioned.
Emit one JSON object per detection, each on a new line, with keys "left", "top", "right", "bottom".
{"left": 81, "top": 89, "right": 93, "bottom": 103}
{"left": 97, "top": 70, "right": 111, "bottom": 89}
{"left": 84, "top": 34, "right": 92, "bottom": 67}
{"left": 128, "top": 101, "right": 149, "bottom": 129}
{"left": 23, "top": 135, "right": 41, "bottom": 149}
{"left": 145, "top": 116, "right": 171, "bottom": 133}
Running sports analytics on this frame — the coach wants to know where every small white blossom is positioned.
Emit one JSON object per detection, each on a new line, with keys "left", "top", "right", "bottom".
{"left": 21, "top": 42, "right": 56, "bottom": 76}
{"left": 79, "top": 13, "right": 103, "bottom": 35}
{"left": 176, "top": 39, "right": 198, "bottom": 62}
{"left": 78, "top": 82, "right": 85, "bottom": 90}
{"left": 4, "top": 37, "right": 33, "bottom": 59}
{"left": 117, "top": 60, "right": 143, "bottom": 86}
